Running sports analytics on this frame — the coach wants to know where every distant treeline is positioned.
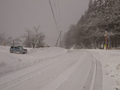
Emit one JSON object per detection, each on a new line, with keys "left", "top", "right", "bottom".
{"left": 63, "top": 0, "right": 120, "bottom": 49}
{"left": 0, "top": 26, "right": 45, "bottom": 49}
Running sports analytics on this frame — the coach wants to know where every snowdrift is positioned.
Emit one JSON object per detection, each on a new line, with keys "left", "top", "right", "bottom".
{"left": 0, "top": 46, "right": 67, "bottom": 77}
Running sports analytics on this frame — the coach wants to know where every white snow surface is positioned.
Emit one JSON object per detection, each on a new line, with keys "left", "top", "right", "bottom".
{"left": 0, "top": 46, "right": 67, "bottom": 77}
{"left": 89, "top": 49, "right": 120, "bottom": 90}
{"left": 0, "top": 46, "right": 120, "bottom": 90}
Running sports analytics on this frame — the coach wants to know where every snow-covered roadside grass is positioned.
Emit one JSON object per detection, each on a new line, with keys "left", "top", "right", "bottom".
{"left": 89, "top": 49, "right": 120, "bottom": 90}
{"left": 0, "top": 46, "right": 67, "bottom": 77}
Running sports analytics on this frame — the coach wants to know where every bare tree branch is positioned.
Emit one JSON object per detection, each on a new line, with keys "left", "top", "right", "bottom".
{"left": 0, "top": 33, "right": 6, "bottom": 45}
{"left": 22, "top": 26, "right": 45, "bottom": 48}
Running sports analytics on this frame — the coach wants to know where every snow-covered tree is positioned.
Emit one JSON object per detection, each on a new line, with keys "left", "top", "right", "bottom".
{"left": 0, "top": 33, "right": 6, "bottom": 45}
{"left": 23, "top": 26, "right": 45, "bottom": 48}
{"left": 63, "top": 0, "right": 120, "bottom": 49}
{"left": 7, "top": 37, "right": 21, "bottom": 46}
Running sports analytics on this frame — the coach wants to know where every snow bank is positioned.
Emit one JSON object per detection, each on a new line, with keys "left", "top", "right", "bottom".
{"left": 0, "top": 46, "right": 67, "bottom": 77}
{"left": 90, "top": 49, "right": 120, "bottom": 90}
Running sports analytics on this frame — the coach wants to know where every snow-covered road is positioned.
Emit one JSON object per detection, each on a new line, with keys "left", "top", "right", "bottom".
{"left": 0, "top": 47, "right": 103, "bottom": 90}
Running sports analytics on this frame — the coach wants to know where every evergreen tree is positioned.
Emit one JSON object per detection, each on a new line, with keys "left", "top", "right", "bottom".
{"left": 88, "top": 0, "right": 93, "bottom": 12}
{"left": 63, "top": 0, "right": 120, "bottom": 49}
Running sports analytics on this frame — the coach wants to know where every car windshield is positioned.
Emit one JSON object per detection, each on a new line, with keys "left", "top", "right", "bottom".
{"left": 18, "top": 46, "right": 23, "bottom": 49}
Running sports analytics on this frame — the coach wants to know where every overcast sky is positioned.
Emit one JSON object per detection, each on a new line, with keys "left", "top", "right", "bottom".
{"left": 0, "top": 0, "right": 89, "bottom": 46}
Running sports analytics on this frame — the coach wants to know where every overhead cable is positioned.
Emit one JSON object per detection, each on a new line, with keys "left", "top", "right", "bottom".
{"left": 49, "top": 0, "right": 59, "bottom": 33}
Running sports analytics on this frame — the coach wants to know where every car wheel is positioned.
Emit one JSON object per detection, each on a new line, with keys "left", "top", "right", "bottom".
{"left": 10, "top": 50, "right": 13, "bottom": 53}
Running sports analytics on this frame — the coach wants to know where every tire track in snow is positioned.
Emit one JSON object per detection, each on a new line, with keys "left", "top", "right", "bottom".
{"left": 93, "top": 59, "right": 102, "bottom": 90}
{"left": 56, "top": 52, "right": 94, "bottom": 90}
{"left": 9, "top": 59, "right": 77, "bottom": 90}
{"left": 0, "top": 57, "right": 73, "bottom": 90}
{"left": 82, "top": 58, "right": 102, "bottom": 90}
{"left": 0, "top": 51, "right": 83, "bottom": 90}
{"left": 0, "top": 53, "right": 74, "bottom": 89}
{"left": 82, "top": 59, "right": 95, "bottom": 90}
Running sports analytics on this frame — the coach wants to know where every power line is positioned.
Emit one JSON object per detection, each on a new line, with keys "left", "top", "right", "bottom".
{"left": 59, "top": 31, "right": 62, "bottom": 47}
{"left": 54, "top": 0, "right": 59, "bottom": 28}
{"left": 55, "top": 0, "right": 63, "bottom": 47}
{"left": 48, "top": 0, "right": 59, "bottom": 33}
{"left": 57, "top": 0, "right": 62, "bottom": 31}
{"left": 49, "top": 0, "right": 62, "bottom": 47}
{"left": 54, "top": 0, "right": 62, "bottom": 31}
{"left": 55, "top": 31, "right": 62, "bottom": 47}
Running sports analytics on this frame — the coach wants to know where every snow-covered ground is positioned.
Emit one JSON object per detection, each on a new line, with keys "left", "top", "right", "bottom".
{"left": 89, "top": 49, "right": 120, "bottom": 90}
{"left": 0, "top": 46, "right": 120, "bottom": 90}
{"left": 0, "top": 46, "right": 67, "bottom": 77}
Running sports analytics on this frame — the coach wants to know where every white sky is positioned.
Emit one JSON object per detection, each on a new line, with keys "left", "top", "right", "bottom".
{"left": 0, "top": 0, "right": 89, "bottom": 46}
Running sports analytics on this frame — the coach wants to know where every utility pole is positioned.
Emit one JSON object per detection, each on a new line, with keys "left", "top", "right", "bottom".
{"left": 55, "top": 31, "right": 62, "bottom": 47}
{"left": 49, "top": 0, "right": 62, "bottom": 47}
{"left": 105, "top": 36, "right": 107, "bottom": 50}
{"left": 59, "top": 31, "right": 62, "bottom": 47}
{"left": 104, "top": 31, "right": 108, "bottom": 50}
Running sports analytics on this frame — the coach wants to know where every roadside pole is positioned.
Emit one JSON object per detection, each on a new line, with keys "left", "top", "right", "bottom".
{"left": 105, "top": 36, "right": 107, "bottom": 50}
{"left": 4, "top": 42, "right": 6, "bottom": 46}
{"left": 55, "top": 31, "right": 62, "bottom": 47}
{"left": 104, "top": 31, "right": 108, "bottom": 50}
